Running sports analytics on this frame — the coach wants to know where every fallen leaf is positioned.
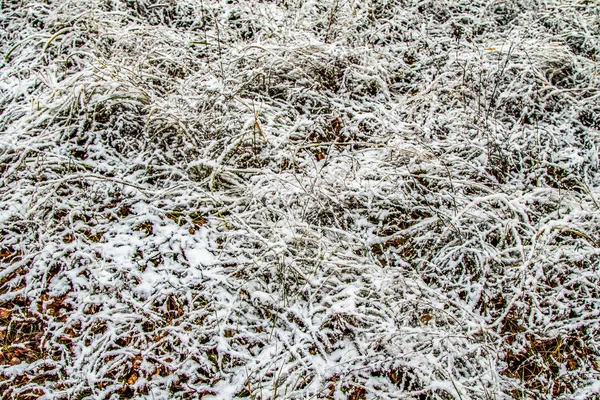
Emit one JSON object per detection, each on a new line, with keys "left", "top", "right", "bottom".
{"left": 0, "top": 249, "right": 12, "bottom": 258}
{"left": 126, "top": 371, "right": 139, "bottom": 385}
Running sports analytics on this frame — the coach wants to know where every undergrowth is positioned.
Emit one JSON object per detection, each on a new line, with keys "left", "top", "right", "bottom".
{"left": 1, "top": 0, "right": 599, "bottom": 398}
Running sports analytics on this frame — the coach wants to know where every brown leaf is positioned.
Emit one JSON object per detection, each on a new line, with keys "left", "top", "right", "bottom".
{"left": 348, "top": 386, "right": 367, "bottom": 400}
{"left": 0, "top": 248, "right": 12, "bottom": 258}
{"left": 420, "top": 313, "right": 432, "bottom": 324}
{"left": 126, "top": 371, "right": 139, "bottom": 385}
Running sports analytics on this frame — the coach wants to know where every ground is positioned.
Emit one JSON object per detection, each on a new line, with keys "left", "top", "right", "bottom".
{"left": 1, "top": 0, "right": 600, "bottom": 399}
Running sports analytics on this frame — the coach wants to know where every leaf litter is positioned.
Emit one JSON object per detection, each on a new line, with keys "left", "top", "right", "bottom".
{"left": 1, "top": 0, "right": 600, "bottom": 398}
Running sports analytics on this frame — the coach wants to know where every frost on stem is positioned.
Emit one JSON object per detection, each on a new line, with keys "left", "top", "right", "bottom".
{"left": 1, "top": 0, "right": 600, "bottom": 399}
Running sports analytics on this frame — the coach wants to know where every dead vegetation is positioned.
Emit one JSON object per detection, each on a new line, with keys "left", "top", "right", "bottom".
{"left": 1, "top": 0, "right": 600, "bottom": 398}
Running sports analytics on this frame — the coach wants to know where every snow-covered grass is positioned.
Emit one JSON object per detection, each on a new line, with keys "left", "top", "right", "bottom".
{"left": 1, "top": 0, "right": 599, "bottom": 398}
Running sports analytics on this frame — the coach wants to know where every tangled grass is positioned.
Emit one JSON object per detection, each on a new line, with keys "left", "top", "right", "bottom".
{"left": 1, "top": 0, "right": 600, "bottom": 398}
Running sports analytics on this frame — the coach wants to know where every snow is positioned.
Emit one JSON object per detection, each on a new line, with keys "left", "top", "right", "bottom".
{"left": 1, "top": 0, "right": 600, "bottom": 398}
